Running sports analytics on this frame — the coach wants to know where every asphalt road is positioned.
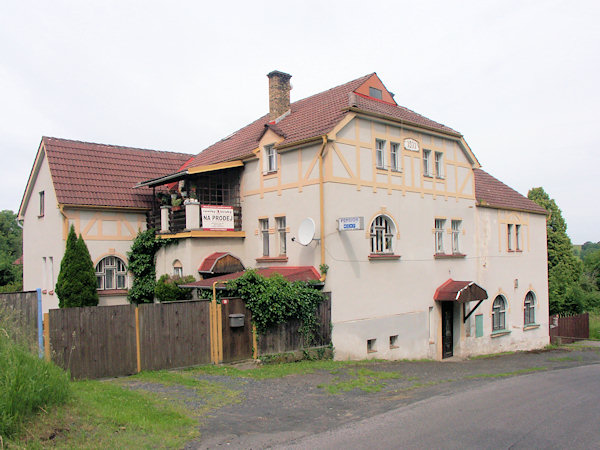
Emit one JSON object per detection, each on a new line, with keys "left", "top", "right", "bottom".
{"left": 280, "top": 364, "right": 600, "bottom": 449}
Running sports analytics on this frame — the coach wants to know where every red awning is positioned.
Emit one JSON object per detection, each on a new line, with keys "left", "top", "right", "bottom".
{"left": 182, "top": 266, "right": 321, "bottom": 289}
{"left": 434, "top": 279, "right": 488, "bottom": 303}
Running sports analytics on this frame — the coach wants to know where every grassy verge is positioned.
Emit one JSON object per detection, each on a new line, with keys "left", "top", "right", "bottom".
{"left": 590, "top": 313, "right": 600, "bottom": 340}
{"left": 469, "top": 351, "right": 516, "bottom": 360}
{"left": 465, "top": 367, "right": 547, "bottom": 379}
{"left": 317, "top": 368, "right": 404, "bottom": 394}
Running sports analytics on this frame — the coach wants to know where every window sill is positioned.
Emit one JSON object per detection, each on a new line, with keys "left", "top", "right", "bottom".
{"left": 37, "top": 215, "right": 44, "bottom": 219}
{"left": 435, "top": 175, "right": 445, "bottom": 180}
{"left": 423, "top": 174, "right": 433, "bottom": 178}
{"left": 256, "top": 256, "right": 288, "bottom": 263}
{"left": 367, "top": 349, "right": 377, "bottom": 354}
{"left": 434, "top": 253, "right": 466, "bottom": 259}
{"left": 263, "top": 171, "right": 279, "bottom": 178}
{"left": 368, "top": 254, "right": 401, "bottom": 261}
{"left": 98, "top": 289, "right": 128, "bottom": 296}
{"left": 523, "top": 324, "right": 540, "bottom": 331}
{"left": 389, "top": 345, "right": 399, "bottom": 350}
{"left": 491, "top": 330, "right": 511, "bottom": 338}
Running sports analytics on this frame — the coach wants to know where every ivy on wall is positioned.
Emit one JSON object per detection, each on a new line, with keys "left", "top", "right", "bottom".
{"left": 225, "top": 270, "right": 325, "bottom": 344}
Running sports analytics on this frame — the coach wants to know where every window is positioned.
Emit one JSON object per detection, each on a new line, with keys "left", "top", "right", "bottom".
{"left": 265, "top": 145, "right": 277, "bottom": 173}
{"left": 451, "top": 220, "right": 461, "bottom": 254}
{"left": 524, "top": 291, "right": 535, "bottom": 325}
{"left": 39, "top": 191, "right": 45, "bottom": 217}
{"left": 423, "top": 149, "right": 432, "bottom": 176}
{"left": 276, "top": 216, "right": 286, "bottom": 255}
{"left": 259, "top": 219, "right": 269, "bottom": 256}
{"left": 434, "top": 152, "right": 444, "bottom": 178}
{"left": 96, "top": 256, "right": 127, "bottom": 290}
{"left": 173, "top": 260, "right": 183, "bottom": 277}
{"left": 389, "top": 335, "right": 398, "bottom": 349}
{"left": 369, "top": 87, "right": 382, "bottom": 100}
{"left": 48, "top": 257, "right": 54, "bottom": 292}
{"left": 376, "top": 139, "right": 386, "bottom": 169}
{"left": 367, "top": 338, "right": 377, "bottom": 353}
{"left": 492, "top": 296, "right": 507, "bottom": 332}
{"left": 516, "top": 224, "right": 522, "bottom": 251}
{"left": 390, "top": 142, "right": 400, "bottom": 171}
{"left": 370, "top": 215, "right": 394, "bottom": 254}
{"left": 507, "top": 224, "right": 514, "bottom": 251}
{"left": 435, "top": 219, "right": 445, "bottom": 254}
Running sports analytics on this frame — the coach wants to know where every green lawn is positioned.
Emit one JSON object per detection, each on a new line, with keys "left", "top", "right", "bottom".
{"left": 589, "top": 313, "right": 600, "bottom": 340}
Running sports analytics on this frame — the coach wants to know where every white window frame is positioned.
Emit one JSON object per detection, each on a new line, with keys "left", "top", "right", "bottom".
{"left": 39, "top": 191, "right": 45, "bottom": 217}
{"left": 173, "top": 260, "right": 183, "bottom": 277}
{"left": 276, "top": 216, "right": 286, "bottom": 256}
{"left": 492, "top": 296, "right": 507, "bottom": 332}
{"left": 524, "top": 291, "right": 535, "bottom": 325}
{"left": 434, "top": 151, "right": 444, "bottom": 178}
{"left": 96, "top": 256, "right": 127, "bottom": 290}
{"left": 516, "top": 224, "right": 522, "bottom": 251}
{"left": 376, "top": 139, "right": 386, "bottom": 169}
{"left": 507, "top": 224, "right": 514, "bottom": 251}
{"left": 259, "top": 218, "right": 269, "bottom": 256}
{"left": 390, "top": 142, "right": 400, "bottom": 172}
{"left": 451, "top": 220, "right": 461, "bottom": 254}
{"left": 370, "top": 215, "right": 394, "bottom": 254}
{"left": 265, "top": 145, "right": 277, "bottom": 173}
{"left": 423, "top": 149, "right": 432, "bottom": 176}
{"left": 435, "top": 218, "right": 445, "bottom": 254}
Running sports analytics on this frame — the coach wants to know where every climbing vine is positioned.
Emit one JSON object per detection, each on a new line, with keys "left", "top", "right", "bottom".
{"left": 225, "top": 270, "right": 325, "bottom": 345}
{"left": 127, "top": 229, "right": 174, "bottom": 304}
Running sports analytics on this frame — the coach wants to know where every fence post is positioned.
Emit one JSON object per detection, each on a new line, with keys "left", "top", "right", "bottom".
{"left": 252, "top": 325, "right": 258, "bottom": 359}
{"left": 43, "top": 312, "right": 50, "bottom": 362}
{"left": 36, "top": 288, "right": 43, "bottom": 358}
{"left": 135, "top": 306, "right": 141, "bottom": 373}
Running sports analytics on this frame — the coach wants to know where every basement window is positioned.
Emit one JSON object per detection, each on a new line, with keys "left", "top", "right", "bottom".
{"left": 389, "top": 335, "right": 398, "bottom": 349}
{"left": 369, "top": 87, "right": 383, "bottom": 100}
{"left": 367, "top": 338, "right": 377, "bottom": 353}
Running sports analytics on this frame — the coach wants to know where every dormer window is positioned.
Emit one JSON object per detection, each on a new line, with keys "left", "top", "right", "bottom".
{"left": 265, "top": 145, "right": 277, "bottom": 173}
{"left": 369, "top": 87, "right": 383, "bottom": 100}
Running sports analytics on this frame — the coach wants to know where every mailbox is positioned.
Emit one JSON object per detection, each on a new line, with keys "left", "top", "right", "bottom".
{"left": 229, "top": 313, "right": 245, "bottom": 328}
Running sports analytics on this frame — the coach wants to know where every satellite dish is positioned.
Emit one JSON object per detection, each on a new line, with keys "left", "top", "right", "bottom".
{"left": 297, "top": 218, "right": 316, "bottom": 246}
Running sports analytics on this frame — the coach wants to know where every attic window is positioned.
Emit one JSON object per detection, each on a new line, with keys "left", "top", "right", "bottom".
{"left": 369, "top": 87, "right": 383, "bottom": 100}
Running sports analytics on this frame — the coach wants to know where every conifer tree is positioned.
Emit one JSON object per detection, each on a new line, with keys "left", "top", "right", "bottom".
{"left": 55, "top": 225, "right": 99, "bottom": 307}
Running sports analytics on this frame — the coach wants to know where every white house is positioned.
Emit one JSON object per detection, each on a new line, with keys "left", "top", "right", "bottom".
{"left": 19, "top": 71, "right": 550, "bottom": 359}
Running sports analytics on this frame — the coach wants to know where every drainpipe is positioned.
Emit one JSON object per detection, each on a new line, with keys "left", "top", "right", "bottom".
{"left": 319, "top": 136, "right": 327, "bottom": 271}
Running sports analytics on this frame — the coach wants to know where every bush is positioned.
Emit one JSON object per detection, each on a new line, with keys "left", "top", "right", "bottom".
{"left": 55, "top": 225, "right": 98, "bottom": 307}
{"left": 0, "top": 309, "right": 70, "bottom": 439}
{"left": 155, "top": 274, "right": 196, "bottom": 302}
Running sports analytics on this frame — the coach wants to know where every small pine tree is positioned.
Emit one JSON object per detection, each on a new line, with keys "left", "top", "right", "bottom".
{"left": 55, "top": 225, "right": 99, "bottom": 308}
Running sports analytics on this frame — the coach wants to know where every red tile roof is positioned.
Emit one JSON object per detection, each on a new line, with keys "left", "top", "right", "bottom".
{"left": 434, "top": 279, "right": 488, "bottom": 303}
{"left": 474, "top": 169, "right": 547, "bottom": 215}
{"left": 187, "top": 73, "right": 459, "bottom": 168}
{"left": 42, "top": 137, "right": 192, "bottom": 209}
{"left": 198, "top": 252, "right": 231, "bottom": 273}
{"left": 183, "top": 266, "right": 321, "bottom": 289}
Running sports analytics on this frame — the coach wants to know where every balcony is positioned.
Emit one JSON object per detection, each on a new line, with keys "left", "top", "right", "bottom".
{"left": 147, "top": 203, "right": 243, "bottom": 237}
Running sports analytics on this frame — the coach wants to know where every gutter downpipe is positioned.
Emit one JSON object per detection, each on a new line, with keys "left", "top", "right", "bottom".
{"left": 319, "top": 136, "right": 327, "bottom": 283}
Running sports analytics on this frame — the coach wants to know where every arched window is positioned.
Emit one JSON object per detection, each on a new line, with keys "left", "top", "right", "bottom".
{"left": 492, "top": 296, "right": 507, "bottom": 332}
{"left": 370, "top": 215, "right": 394, "bottom": 254}
{"left": 524, "top": 291, "right": 535, "bottom": 325}
{"left": 173, "top": 259, "right": 183, "bottom": 277}
{"left": 96, "top": 256, "right": 127, "bottom": 290}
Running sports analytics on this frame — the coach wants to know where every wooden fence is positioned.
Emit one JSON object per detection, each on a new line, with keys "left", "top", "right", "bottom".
{"left": 549, "top": 313, "right": 589, "bottom": 344}
{"left": 258, "top": 293, "right": 331, "bottom": 355}
{"left": 0, "top": 290, "right": 39, "bottom": 347}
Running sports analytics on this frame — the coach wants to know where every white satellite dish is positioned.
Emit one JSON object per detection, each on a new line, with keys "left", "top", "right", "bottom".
{"left": 297, "top": 218, "right": 316, "bottom": 246}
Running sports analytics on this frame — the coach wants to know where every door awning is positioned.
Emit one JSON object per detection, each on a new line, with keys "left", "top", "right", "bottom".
{"left": 434, "top": 279, "right": 488, "bottom": 303}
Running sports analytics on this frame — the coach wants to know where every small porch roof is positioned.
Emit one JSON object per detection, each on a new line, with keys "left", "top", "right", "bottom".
{"left": 181, "top": 266, "right": 321, "bottom": 289}
{"left": 434, "top": 279, "right": 488, "bottom": 303}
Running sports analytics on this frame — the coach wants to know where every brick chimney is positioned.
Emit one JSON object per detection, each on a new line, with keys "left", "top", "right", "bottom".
{"left": 267, "top": 70, "right": 292, "bottom": 121}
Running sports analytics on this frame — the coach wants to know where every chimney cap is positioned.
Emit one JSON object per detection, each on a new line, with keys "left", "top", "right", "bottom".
{"left": 267, "top": 70, "right": 292, "bottom": 80}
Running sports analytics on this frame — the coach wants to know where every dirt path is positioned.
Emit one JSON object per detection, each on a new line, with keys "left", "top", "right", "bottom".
{"left": 119, "top": 346, "right": 600, "bottom": 449}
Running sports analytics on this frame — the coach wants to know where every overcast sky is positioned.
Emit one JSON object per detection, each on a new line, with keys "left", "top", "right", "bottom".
{"left": 1, "top": 0, "right": 598, "bottom": 243}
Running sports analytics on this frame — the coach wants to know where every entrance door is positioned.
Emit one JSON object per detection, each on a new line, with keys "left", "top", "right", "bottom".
{"left": 220, "top": 297, "right": 253, "bottom": 362}
{"left": 441, "top": 302, "right": 454, "bottom": 359}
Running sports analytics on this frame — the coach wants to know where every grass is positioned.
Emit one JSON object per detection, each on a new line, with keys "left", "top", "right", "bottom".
{"left": 547, "top": 355, "right": 584, "bottom": 362}
{"left": 469, "top": 351, "right": 516, "bottom": 360}
{"left": 318, "top": 368, "right": 404, "bottom": 394}
{"left": 589, "top": 313, "right": 600, "bottom": 340}
{"left": 0, "top": 309, "right": 70, "bottom": 440}
{"left": 465, "top": 367, "right": 547, "bottom": 379}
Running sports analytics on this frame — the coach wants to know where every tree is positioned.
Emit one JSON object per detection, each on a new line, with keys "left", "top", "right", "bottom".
{"left": 528, "top": 187, "right": 583, "bottom": 314}
{"left": 55, "top": 225, "right": 98, "bottom": 307}
{"left": 0, "top": 210, "right": 22, "bottom": 289}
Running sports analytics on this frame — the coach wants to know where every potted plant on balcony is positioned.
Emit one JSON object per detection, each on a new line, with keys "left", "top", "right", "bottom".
{"left": 171, "top": 197, "right": 183, "bottom": 211}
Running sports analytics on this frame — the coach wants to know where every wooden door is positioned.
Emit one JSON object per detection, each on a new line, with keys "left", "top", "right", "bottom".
{"left": 442, "top": 302, "right": 454, "bottom": 359}
{"left": 220, "top": 298, "right": 253, "bottom": 362}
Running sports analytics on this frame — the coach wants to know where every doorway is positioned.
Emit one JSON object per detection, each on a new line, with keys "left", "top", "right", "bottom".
{"left": 441, "top": 302, "right": 454, "bottom": 359}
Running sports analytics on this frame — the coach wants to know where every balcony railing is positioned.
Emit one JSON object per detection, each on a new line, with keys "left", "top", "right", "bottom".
{"left": 147, "top": 204, "right": 242, "bottom": 234}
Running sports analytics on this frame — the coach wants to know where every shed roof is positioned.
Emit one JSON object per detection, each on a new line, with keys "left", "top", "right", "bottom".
{"left": 183, "top": 266, "right": 321, "bottom": 289}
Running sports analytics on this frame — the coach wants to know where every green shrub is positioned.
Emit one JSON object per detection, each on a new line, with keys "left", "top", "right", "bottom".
{"left": 0, "top": 310, "right": 70, "bottom": 439}
{"left": 55, "top": 225, "right": 98, "bottom": 307}
{"left": 155, "top": 274, "right": 196, "bottom": 302}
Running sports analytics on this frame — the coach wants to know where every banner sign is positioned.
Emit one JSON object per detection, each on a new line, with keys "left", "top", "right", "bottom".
{"left": 201, "top": 205, "right": 234, "bottom": 230}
